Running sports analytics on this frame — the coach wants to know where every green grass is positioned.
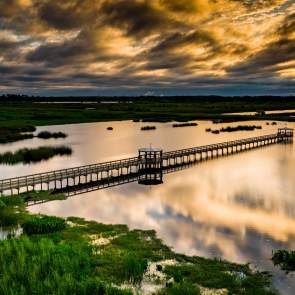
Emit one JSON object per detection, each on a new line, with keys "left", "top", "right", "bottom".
{"left": 272, "top": 250, "right": 295, "bottom": 272}
{"left": 0, "top": 146, "right": 72, "bottom": 165}
{"left": 0, "top": 191, "right": 279, "bottom": 294}
{"left": 158, "top": 281, "right": 200, "bottom": 295}
{"left": 23, "top": 215, "right": 66, "bottom": 235}
{"left": 0, "top": 236, "right": 133, "bottom": 295}
{"left": 0, "top": 97, "right": 294, "bottom": 129}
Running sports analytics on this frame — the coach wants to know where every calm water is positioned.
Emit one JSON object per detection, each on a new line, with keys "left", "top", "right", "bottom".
{"left": 1, "top": 120, "right": 294, "bottom": 294}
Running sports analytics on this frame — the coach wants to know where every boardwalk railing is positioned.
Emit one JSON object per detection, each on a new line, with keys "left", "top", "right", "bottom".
{"left": 0, "top": 129, "right": 293, "bottom": 196}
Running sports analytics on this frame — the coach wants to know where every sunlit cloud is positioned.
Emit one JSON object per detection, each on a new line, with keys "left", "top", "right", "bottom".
{"left": 0, "top": 0, "right": 294, "bottom": 95}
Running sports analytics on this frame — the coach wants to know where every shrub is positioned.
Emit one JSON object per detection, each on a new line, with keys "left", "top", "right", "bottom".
{"left": 0, "top": 236, "right": 132, "bottom": 295}
{"left": 22, "top": 215, "right": 66, "bottom": 235}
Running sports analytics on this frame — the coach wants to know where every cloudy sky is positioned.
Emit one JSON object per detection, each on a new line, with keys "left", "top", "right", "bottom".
{"left": 0, "top": 0, "right": 294, "bottom": 96}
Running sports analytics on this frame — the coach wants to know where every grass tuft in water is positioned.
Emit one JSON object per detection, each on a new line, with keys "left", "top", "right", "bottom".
{"left": 23, "top": 215, "right": 66, "bottom": 235}
{"left": 272, "top": 250, "right": 295, "bottom": 272}
{"left": 0, "top": 146, "right": 72, "bottom": 165}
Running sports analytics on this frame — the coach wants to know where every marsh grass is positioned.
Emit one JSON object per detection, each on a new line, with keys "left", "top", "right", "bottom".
{"left": 23, "top": 215, "right": 66, "bottom": 235}
{"left": 272, "top": 250, "right": 295, "bottom": 272}
{"left": 141, "top": 126, "right": 156, "bottom": 131}
{"left": 159, "top": 281, "right": 200, "bottom": 295}
{"left": 0, "top": 146, "right": 72, "bottom": 165}
{"left": 0, "top": 236, "right": 132, "bottom": 295}
{"left": 220, "top": 125, "right": 262, "bottom": 132}
{"left": 0, "top": 191, "right": 279, "bottom": 294}
{"left": 0, "top": 126, "right": 36, "bottom": 144}
{"left": 37, "top": 131, "right": 67, "bottom": 139}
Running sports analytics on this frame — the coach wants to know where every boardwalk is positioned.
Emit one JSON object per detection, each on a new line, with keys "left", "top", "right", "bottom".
{"left": 0, "top": 128, "right": 293, "bottom": 196}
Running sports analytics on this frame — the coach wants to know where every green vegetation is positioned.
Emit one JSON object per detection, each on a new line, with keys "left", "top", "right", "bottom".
{"left": 0, "top": 125, "right": 36, "bottom": 144}
{"left": 141, "top": 126, "right": 156, "bottom": 131}
{"left": 0, "top": 126, "right": 67, "bottom": 144}
{"left": 209, "top": 125, "right": 262, "bottom": 134}
{"left": 0, "top": 96, "right": 294, "bottom": 128}
{"left": 0, "top": 191, "right": 279, "bottom": 295}
{"left": 158, "top": 281, "right": 200, "bottom": 295}
{"left": 272, "top": 250, "right": 295, "bottom": 272}
{"left": 23, "top": 215, "right": 66, "bottom": 235}
{"left": 0, "top": 146, "right": 72, "bottom": 165}
{"left": 37, "top": 131, "right": 67, "bottom": 139}
{"left": 172, "top": 123, "right": 198, "bottom": 128}
{"left": 220, "top": 125, "right": 262, "bottom": 132}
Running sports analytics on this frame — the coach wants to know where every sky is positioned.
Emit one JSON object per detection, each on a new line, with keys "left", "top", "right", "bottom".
{"left": 0, "top": 0, "right": 294, "bottom": 96}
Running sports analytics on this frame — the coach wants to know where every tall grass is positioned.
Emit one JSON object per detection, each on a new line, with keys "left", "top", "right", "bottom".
{"left": 0, "top": 236, "right": 132, "bottom": 295}
{"left": 23, "top": 215, "right": 66, "bottom": 235}
{"left": 0, "top": 146, "right": 72, "bottom": 165}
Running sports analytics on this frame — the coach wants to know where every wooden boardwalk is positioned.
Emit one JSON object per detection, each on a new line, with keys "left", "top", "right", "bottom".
{"left": 0, "top": 128, "right": 293, "bottom": 196}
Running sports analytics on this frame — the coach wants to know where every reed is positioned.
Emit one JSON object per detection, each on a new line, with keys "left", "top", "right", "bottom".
{"left": 0, "top": 146, "right": 72, "bottom": 165}
{"left": 23, "top": 215, "right": 66, "bottom": 235}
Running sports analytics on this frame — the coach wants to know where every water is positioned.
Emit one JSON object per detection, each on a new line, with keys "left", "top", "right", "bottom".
{"left": 0, "top": 120, "right": 294, "bottom": 294}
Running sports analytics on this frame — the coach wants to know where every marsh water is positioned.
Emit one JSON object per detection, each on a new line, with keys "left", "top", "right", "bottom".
{"left": 1, "top": 120, "right": 294, "bottom": 294}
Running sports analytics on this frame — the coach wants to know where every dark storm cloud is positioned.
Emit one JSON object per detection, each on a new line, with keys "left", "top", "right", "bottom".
{"left": 100, "top": 0, "right": 177, "bottom": 37}
{"left": 229, "top": 39, "right": 295, "bottom": 77}
{"left": 0, "top": 0, "right": 294, "bottom": 95}
{"left": 228, "top": 12, "right": 295, "bottom": 78}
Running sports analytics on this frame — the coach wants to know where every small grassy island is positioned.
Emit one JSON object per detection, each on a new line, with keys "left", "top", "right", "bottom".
{"left": 0, "top": 146, "right": 72, "bottom": 165}
{"left": 0, "top": 126, "right": 67, "bottom": 144}
{"left": 208, "top": 125, "right": 262, "bottom": 134}
{"left": 141, "top": 126, "right": 156, "bottom": 131}
{"left": 37, "top": 131, "right": 67, "bottom": 139}
{"left": 219, "top": 125, "right": 262, "bottom": 132}
{"left": 0, "top": 126, "right": 36, "bottom": 144}
{"left": 0, "top": 191, "right": 278, "bottom": 295}
{"left": 172, "top": 123, "right": 198, "bottom": 128}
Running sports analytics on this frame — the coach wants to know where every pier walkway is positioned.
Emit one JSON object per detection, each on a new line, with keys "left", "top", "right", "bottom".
{"left": 0, "top": 128, "right": 293, "bottom": 196}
